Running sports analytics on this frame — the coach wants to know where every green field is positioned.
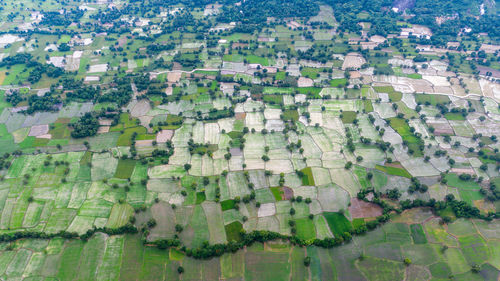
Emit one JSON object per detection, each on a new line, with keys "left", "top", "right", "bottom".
{"left": 0, "top": 0, "right": 497, "bottom": 279}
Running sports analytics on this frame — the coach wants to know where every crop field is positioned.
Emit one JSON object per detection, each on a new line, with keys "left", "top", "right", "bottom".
{"left": 0, "top": 0, "right": 498, "bottom": 279}
{"left": 0, "top": 215, "right": 488, "bottom": 279}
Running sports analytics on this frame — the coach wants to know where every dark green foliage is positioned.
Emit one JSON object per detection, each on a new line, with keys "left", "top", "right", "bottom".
{"left": 410, "top": 224, "right": 427, "bottom": 244}
{"left": 98, "top": 77, "right": 133, "bottom": 106}
{"left": 5, "top": 90, "right": 25, "bottom": 106}
{"left": 218, "top": 0, "right": 319, "bottom": 32}
{"left": 70, "top": 113, "right": 99, "bottom": 138}
{"left": 221, "top": 200, "right": 236, "bottom": 211}
{"left": 300, "top": 167, "right": 315, "bottom": 186}
{"left": 340, "top": 111, "right": 357, "bottom": 124}
{"left": 323, "top": 212, "right": 353, "bottom": 238}
{"left": 114, "top": 159, "right": 136, "bottom": 179}
{"left": 196, "top": 192, "right": 206, "bottom": 204}
{"left": 26, "top": 93, "right": 61, "bottom": 114}
{"left": 225, "top": 221, "right": 243, "bottom": 242}
{"left": 375, "top": 164, "right": 412, "bottom": 179}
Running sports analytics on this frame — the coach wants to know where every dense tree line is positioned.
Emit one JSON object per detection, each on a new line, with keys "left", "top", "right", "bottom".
{"left": 0, "top": 53, "right": 64, "bottom": 84}
{"left": 0, "top": 223, "right": 137, "bottom": 243}
{"left": 25, "top": 94, "right": 61, "bottom": 114}
{"left": 5, "top": 90, "right": 25, "bottom": 106}
{"left": 40, "top": 10, "right": 84, "bottom": 27}
{"left": 0, "top": 53, "right": 32, "bottom": 67}
{"left": 217, "top": 0, "right": 319, "bottom": 32}
{"left": 70, "top": 112, "right": 99, "bottom": 138}
{"left": 98, "top": 77, "right": 133, "bottom": 106}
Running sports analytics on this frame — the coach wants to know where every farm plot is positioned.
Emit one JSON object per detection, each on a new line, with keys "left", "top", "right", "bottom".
{"left": 91, "top": 153, "right": 118, "bottom": 181}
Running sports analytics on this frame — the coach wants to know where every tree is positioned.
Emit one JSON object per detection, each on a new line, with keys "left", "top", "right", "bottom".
{"left": 303, "top": 257, "right": 311, "bottom": 267}
{"left": 70, "top": 113, "right": 99, "bottom": 138}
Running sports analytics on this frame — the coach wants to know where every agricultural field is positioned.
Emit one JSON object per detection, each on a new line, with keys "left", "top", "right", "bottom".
{"left": 0, "top": 0, "right": 498, "bottom": 279}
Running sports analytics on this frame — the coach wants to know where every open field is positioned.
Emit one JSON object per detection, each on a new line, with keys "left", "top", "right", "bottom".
{"left": 0, "top": 0, "right": 498, "bottom": 279}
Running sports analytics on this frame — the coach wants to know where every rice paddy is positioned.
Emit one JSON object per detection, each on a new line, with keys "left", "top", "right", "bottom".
{"left": 0, "top": 0, "right": 497, "bottom": 279}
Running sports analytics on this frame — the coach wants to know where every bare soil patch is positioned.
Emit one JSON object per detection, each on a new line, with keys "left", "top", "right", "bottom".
{"left": 29, "top": 124, "right": 49, "bottom": 137}
{"left": 156, "top": 130, "right": 174, "bottom": 143}
{"left": 349, "top": 198, "right": 383, "bottom": 218}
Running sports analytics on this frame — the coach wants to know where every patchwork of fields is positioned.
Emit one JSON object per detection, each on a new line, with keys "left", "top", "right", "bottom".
{"left": 0, "top": 0, "right": 499, "bottom": 279}
{"left": 2, "top": 214, "right": 500, "bottom": 280}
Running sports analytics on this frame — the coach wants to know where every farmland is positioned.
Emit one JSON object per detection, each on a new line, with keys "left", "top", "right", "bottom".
{"left": 0, "top": 0, "right": 498, "bottom": 279}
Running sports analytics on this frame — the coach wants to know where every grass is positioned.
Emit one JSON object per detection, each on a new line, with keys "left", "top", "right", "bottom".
{"left": 375, "top": 164, "right": 412, "bottom": 179}
{"left": 415, "top": 94, "right": 450, "bottom": 106}
{"left": 363, "top": 99, "right": 373, "bottom": 112}
{"left": 49, "top": 123, "right": 70, "bottom": 139}
{"left": 282, "top": 109, "right": 299, "bottom": 122}
{"left": 388, "top": 117, "right": 423, "bottom": 156}
{"left": 300, "top": 67, "right": 321, "bottom": 79}
{"left": 77, "top": 234, "right": 107, "bottom": 280}
{"left": 357, "top": 256, "right": 405, "bottom": 281}
{"left": 459, "top": 235, "right": 490, "bottom": 266}
{"left": 330, "top": 78, "right": 347, "bottom": 87}
{"left": 444, "top": 112, "right": 466, "bottom": 121}
{"left": 373, "top": 86, "right": 402, "bottom": 102}
{"left": 295, "top": 218, "right": 316, "bottom": 240}
{"left": 221, "top": 199, "right": 236, "bottom": 211}
{"left": 323, "top": 212, "right": 352, "bottom": 238}
{"left": 410, "top": 224, "right": 427, "bottom": 244}
{"left": 117, "top": 126, "right": 147, "bottom": 146}
{"left": 297, "top": 87, "right": 322, "bottom": 98}
{"left": 388, "top": 91, "right": 402, "bottom": 102}
{"left": 270, "top": 186, "right": 284, "bottom": 201}
{"left": 458, "top": 189, "right": 483, "bottom": 205}
{"left": 352, "top": 218, "right": 365, "bottom": 229}
{"left": 436, "top": 206, "right": 457, "bottom": 221}
{"left": 57, "top": 240, "right": 84, "bottom": 280}
{"left": 169, "top": 248, "right": 185, "bottom": 261}
{"left": 194, "top": 70, "right": 219, "bottom": 76}
{"left": 340, "top": 111, "right": 357, "bottom": 124}
{"left": 275, "top": 71, "right": 286, "bottom": 80}
{"left": 373, "top": 86, "right": 395, "bottom": 93}
{"left": 119, "top": 235, "right": 144, "bottom": 280}
{"left": 196, "top": 192, "right": 206, "bottom": 204}
{"left": 106, "top": 203, "right": 134, "bottom": 228}
{"left": 114, "top": 159, "right": 136, "bottom": 179}
{"left": 393, "top": 67, "right": 422, "bottom": 79}
{"left": 245, "top": 55, "right": 269, "bottom": 66}
{"left": 225, "top": 221, "right": 243, "bottom": 242}
{"left": 444, "top": 174, "right": 480, "bottom": 190}
{"left": 300, "top": 167, "right": 315, "bottom": 186}
{"left": 429, "top": 262, "right": 452, "bottom": 278}
{"left": 263, "top": 94, "right": 283, "bottom": 105}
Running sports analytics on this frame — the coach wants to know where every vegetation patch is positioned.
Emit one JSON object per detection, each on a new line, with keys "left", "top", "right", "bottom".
{"left": 388, "top": 118, "right": 424, "bottom": 156}
{"left": 330, "top": 78, "right": 347, "bottom": 87}
{"left": 375, "top": 164, "right": 412, "bottom": 179}
{"left": 295, "top": 218, "right": 316, "bottom": 240}
{"left": 114, "top": 159, "right": 136, "bottom": 179}
{"left": 196, "top": 192, "right": 206, "bottom": 204}
{"left": 221, "top": 199, "right": 236, "bottom": 211}
{"left": 270, "top": 186, "right": 284, "bottom": 201}
{"left": 340, "top": 111, "right": 357, "bottom": 124}
{"left": 363, "top": 99, "right": 373, "bottom": 112}
{"left": 323, "top": 212, "right": 352, "bottom": 238}
{"left": 410, "top": 224, "right": 427, "bottom": 244}
{"left": 225, "top": 221, "right": 243, "bottom": 242}
{"left": 444, "top": 112, "right": 466, "bottom": 121}
{"left": 300, "top": 167, "right": 315, "bottom": 186}
{"left": 415, "top": 94, "right": 450, "bottom": 106}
